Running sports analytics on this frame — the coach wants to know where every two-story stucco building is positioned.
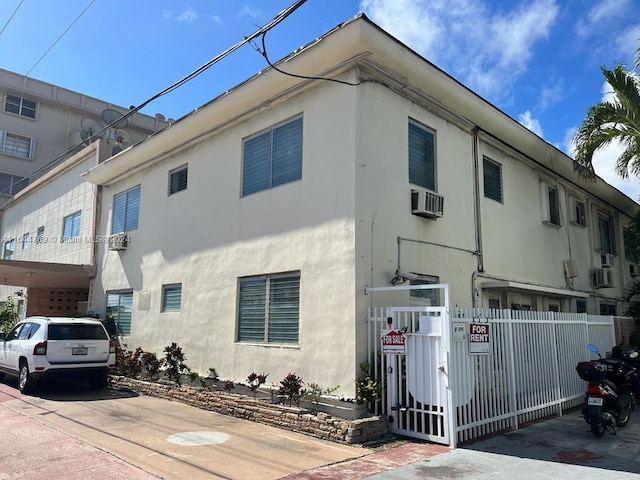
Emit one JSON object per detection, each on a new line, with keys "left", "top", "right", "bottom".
{"left": 71, "top": 15, "right": 637, "bottom": 399}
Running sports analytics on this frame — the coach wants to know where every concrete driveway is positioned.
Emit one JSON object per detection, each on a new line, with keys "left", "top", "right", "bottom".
{"left": 0, "top": 379, "right": 365, "bottom": 480}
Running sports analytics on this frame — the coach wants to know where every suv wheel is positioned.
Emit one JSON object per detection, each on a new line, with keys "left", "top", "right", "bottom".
{"left": 18, "top": 361, "right": 36, "bottom": 394}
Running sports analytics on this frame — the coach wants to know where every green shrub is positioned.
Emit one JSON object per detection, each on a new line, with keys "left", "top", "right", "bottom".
{"left": 162, "top": 342, "right": 190, "bottom": 385}
{"left": 278, "top": 373, "right": 304, "bottom": 406}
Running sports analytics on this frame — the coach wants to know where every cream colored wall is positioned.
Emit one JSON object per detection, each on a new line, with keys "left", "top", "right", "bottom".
{"left": 90, "top": 80, "right": 360, "bottom": 395}
{"left": 1, "top": 151, "right": 97, "bottom": 265}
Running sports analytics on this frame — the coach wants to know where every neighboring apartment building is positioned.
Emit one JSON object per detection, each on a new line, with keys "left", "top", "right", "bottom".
{"left": 75, "top": 15, "right": 638, "bottom": 399}
{"left": 0, "top": 67, "right": 167, "bottom": 314}
{"left": 0, "top": 67, "right": 167, "bottom": 207}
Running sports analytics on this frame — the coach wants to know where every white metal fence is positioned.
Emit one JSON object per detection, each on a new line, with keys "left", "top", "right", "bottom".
{"left": 367, "top": 306, "right": 616, "bottom": 445}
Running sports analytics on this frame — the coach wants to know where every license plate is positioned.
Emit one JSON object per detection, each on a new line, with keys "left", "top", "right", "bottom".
{"left": 72, "top": 347, "right": 88, "bottom": 355}
{"left": 587, "top": 397, "right": 603, "bottom": 406}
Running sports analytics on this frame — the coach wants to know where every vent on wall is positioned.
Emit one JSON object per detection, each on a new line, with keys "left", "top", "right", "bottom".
{"left": 411, "top": 189, "right": 444, "bottom": 219}
{"left": 600, "top": 253, "right": 615, "bottom": 268}
{"left": 108, "top": 234, "right": 129, "bottom": 251}
{"left": 593, "top": 268, "right": 613, "bottom": 288}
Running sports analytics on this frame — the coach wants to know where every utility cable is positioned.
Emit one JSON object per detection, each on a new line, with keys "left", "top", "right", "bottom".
{"left": 0, "top": 0, "right": 309, "bottom": 196}
{"left": 0, "top": 0, "right": 24, "bottom": 38}
{"left": 13, "top": 0, "right": 95, "bottom": 89}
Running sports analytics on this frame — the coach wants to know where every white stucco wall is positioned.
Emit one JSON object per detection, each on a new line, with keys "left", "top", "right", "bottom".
{"left": 90, "top": 79, "right": 361, "bottom": 395}
{"left": 1, "top": 146, "right": 100, "bottom": 265}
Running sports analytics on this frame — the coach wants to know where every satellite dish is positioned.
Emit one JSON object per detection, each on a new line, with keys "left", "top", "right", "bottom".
{"left": 114, "top": 129, "right": 131, "bottom": 144}
{"left": 112, "top": 145, "right": 123, "bottom": 155}
{"left": 102, "top": 108, "right": 128, "bottom": 129}
{"left": 80, "top": 130, "right": 92, "bottom": 145}
{"left": 81, "top": 118, "right": 105, "bottom": 138}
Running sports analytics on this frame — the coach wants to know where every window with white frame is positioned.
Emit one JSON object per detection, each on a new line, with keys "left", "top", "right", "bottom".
{"left": 483, "top": 156, "right": 502, "bottom": 203}
{"left": 541, "top": 183, "right": 560, "bottom": 226}
{"left": 0, "top": 132, "right": 35, "bottom": 158}
{"left": 408, "top": 119, "right": 436, "bottom": 191}
{"left": 161, "top": 284, "right": 182, "bottom": 312}
{"left": 599, "top": 302, "right": 616, "bottom": 316}
{"left": 572, "top": 197, "right": 586, "bottom": 226}
{"left": 168, "top": 165, "right": 188, "bottom": 195}
{"left": 22, "top": 232, "right": 30, "bottom": 250}
{"left": 3, "top": 238, "right": 15, "bottom": 259}
{"left": 112, "top": 185, "right": 140, "bottom": 234}
{"left": 598, "top": 211, "right": 615, "bottom": 254}
{"left": 62, "top": 211, "right": 82, "bottom": 242}
{"left": 237, "top": 272, "right": 300, "bottom": 344}
{"left": 242, "top": 116, "right": 303, "bottom": 196}
{"left": 106, "top": 290, "right": 133, "bottom": 336}
{"left": 4, "top": 94, "right": 37, "bottom": 119}
{"left": 0, "top": 173, "right": 28, "bottom": 195}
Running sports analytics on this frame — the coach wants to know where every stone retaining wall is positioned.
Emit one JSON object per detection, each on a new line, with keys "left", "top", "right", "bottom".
{"left": 111, "top": 376, "right": 388, "bottom": 444}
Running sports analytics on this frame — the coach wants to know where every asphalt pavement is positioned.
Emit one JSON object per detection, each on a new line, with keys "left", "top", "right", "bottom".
{"left": 1, "top": 378, "right": 640, "bottom": 480}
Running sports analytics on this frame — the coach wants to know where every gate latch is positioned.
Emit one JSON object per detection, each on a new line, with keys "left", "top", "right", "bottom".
{"left": 438, "top": 364, "right": 446, "bottom": 374}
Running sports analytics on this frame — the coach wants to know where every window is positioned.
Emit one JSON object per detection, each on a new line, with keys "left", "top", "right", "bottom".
{"left": 112, "top": 185, "right": 140, "bottom": 234}
{"left": 408, "top": 120, "right": 436, "bottom": 191}
{"left": 1, "top": 132, "right": 35, "bottom": 158}
{"left": 5, "top": 94, "right": 37, "bottom": 119}
{"left": 598, "top": 212, "right": 615, "bottom": 254}
{"left": 575, "top": 299, "right": 587, "bottom": 314}
{"left": 162, "top": 284, "right": 182, "bottom": 312}
{"left": 62, "top": 211, "right": 82, "bottom": 241}
{"left": 168, "top": 165, "right": 188, "bottom": 195}
{"left": 572, "top": 198, "right": 586, "bottom": 226}
{"left": 0, "top": 173, "right": 28, "bottom": 195}
{"left": 488, "top": 299, "right": 501, "bottom": 309}
{"left": 242, "top": 116, "right": 303, "bottom": 196}
{"left": 409, "top": 275, "right": 440, "bottom": 306}
{"left": 22, "top": 233, "right": 30, "bottom": 250}
{"left": 3, "top": 238, "right": 15, "bottom": 259}
{"left": 624, "top": 227, "right": 636, "bottom": 262}
{"left": 541, "top": 183, "right": 560, "bottom": 226}
{"left": 36, "top": 226, "right": 45, "bottom": 244}
{"left": 483, "top": 157, "right": 502, "bottom": 202}
{"left": 237, "top": 272, "right": 300, "bottom": 344}
{"left": 106, "top": 290, "right": 133, "bottom": 336}
{"left": 599, "top": 302, "right": 616, "bottom": 316}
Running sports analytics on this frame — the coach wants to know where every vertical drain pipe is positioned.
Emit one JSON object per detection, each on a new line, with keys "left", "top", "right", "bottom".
{"left": 472, "top": 127, "right": 484, "bottom": 307}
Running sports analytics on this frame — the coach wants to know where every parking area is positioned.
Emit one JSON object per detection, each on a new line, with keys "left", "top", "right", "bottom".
{"left": 0, "top": 380, "right": 365, "bottom": 480}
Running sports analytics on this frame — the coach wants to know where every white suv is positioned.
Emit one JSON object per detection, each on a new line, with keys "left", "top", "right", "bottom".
{"left": 0, "top": 316, "right": 116, "bottom": 393}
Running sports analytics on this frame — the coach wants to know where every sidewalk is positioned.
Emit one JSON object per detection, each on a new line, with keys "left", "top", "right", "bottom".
{"left": 285, "top": 412, "right": 640, "bottom": 480}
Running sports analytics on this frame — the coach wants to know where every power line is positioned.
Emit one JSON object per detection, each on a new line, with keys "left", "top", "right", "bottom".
{"left": 14, "top": 0, "right": 95, "bottom": 89}
{"left": 0, "top": 0, "right": 309, "bottom": 196}
{"left": 0, "top": 0, "right": 24, "bottom": 38}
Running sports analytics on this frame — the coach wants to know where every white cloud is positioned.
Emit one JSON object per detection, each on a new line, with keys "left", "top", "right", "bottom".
{"left": 238, "top": 6, "right": 262, "bottom": 19}
{"left": 518, "top": 110, "right": 544, "bottom": 137}
{"left": 178, "top": 7, "right": 198, "bottom": 23}
{"left": 575, "top": 0, "right": 631, "bottom": 38}
{"left": 539, "top": 79, "right": 564, "bottom": 111}
{"left": 614, "top": 24, "right": 640, "bottom": 62}
{"left": 361, "top": 0, "right": 558, "bottom": 102}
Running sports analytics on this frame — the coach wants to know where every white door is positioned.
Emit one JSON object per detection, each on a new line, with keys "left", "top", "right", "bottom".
{"left": 386, "top": 308, "right": 450, "bottom": 445}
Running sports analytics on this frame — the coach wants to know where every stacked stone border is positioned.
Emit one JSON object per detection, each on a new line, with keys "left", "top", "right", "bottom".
{"left": 111, "top": 376, "right": 389, "bottom": 444}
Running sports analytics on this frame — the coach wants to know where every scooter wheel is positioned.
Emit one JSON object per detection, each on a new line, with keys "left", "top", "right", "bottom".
{"left": 590, "top": 415, "right": 605, "bottom": 437}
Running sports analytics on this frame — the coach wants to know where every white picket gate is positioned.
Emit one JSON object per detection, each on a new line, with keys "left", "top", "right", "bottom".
{"left": 367, "top": 303, "right": 617, "bottom": 447}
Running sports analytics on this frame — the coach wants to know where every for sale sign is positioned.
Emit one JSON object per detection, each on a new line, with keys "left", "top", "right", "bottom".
{"left": 469, "top": 322, "right": 490, "bottom": 355}
{"left": 381, "top": 329, "right": 406, "bottom": 355}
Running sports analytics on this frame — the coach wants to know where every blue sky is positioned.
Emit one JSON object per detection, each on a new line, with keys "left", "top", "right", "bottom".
{"left": 2, "top": 0, "right": 640, "bottom": 198}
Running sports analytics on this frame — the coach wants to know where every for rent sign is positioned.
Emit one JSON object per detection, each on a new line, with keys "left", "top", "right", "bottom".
{"left": 381, "top": 329, "right": 407, "bottom": 355}
{"left": 469, "top": 322, "right": 490, "bottom": 355}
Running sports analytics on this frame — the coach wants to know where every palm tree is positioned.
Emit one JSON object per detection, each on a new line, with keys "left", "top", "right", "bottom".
{"left": 573, "top": 50, "right": 640, "bottom": 181}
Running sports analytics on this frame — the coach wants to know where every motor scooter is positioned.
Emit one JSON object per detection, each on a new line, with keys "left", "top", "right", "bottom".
{"left": 576, "top": 344, "right": 633, "bottom": 437}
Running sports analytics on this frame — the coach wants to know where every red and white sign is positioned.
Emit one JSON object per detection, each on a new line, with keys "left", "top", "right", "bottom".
{"left": 381, "top": 329, "right": 406, "bottom": 355}
{"left": 469, "top": 322, "right": 490, "bottom": 355}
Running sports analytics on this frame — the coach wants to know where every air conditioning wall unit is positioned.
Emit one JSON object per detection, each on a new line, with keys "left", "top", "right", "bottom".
{"left": 563, "top": 260, "right": 578, "bottom": 278}
{"left": 411, "top": 188, "right": 444, "bottom": 219}
{"left": 593, "top": 267, "right": 613, "bottom": 288}
{"left": 600, "top": 253, "right": 615, "bottom": 268}
{"left": 108, "top": 234, "right": 129, "bottom": 251}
